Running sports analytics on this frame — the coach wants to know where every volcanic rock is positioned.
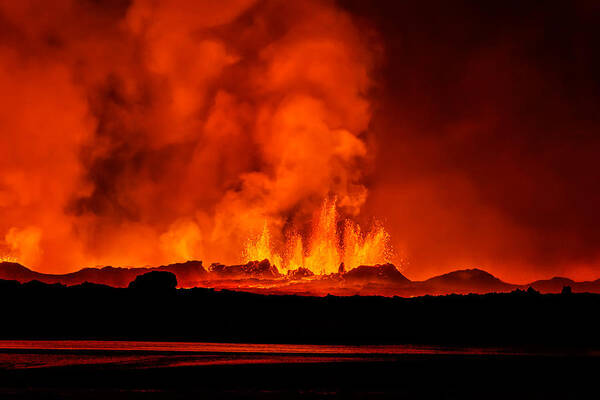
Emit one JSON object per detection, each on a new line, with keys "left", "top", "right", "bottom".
{"left": 287, "top": 267, "right": 315, "bottom": 280}
{"left": 343, "top": 264, "right": 410, "bottom": 284}
{"left": 155, "top": 261, "right": 207, "bottom": 286}
{"left": 128, "top": 271, "right": 177, "bottom": 291}
{"left": 209, "top": 259, "right": 281, "bottom": 279}
{"left": 422, "top": 268, "right": 515, "bottom": 294}
{"left": 0, "top": 260, "right": 207, "bottom": 288}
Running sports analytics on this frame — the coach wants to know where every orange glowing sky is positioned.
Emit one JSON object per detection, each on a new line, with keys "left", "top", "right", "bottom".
{"left": 1, "top": 0, "right": 599, "bottom": 284}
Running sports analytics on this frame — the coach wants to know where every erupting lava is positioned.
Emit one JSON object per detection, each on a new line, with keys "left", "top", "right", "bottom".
{"left": 0, "top": 256, "right": 18, "bottom": 264}
{"left": 245, "top": 199, "right": 391, "bottom": 274}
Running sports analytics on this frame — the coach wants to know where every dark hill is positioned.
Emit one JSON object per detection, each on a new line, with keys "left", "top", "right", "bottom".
{"left": 2, "top": 261, "right": 600, "bottom": 296}
{"left": 0, "top": 262, "right": 39, "bottom": 282}
{"left": 0, "top": 260, "right": 206, "bottom": 288}
{"left": 343, "top": 264, "right": 410, "bottom": 284}
{"left": 525, "top": 277, "right": 600, "bottom": 294}
{"left": 421, "top": 268, "right": 516, "bottom": 294}
{"left": 527, "top": 277, "right": 576, "bottom": 293}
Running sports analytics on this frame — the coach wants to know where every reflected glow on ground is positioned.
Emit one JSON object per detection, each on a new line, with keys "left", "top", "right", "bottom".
{"left": 0, "top": 340, "right": 593, "bottom": 369}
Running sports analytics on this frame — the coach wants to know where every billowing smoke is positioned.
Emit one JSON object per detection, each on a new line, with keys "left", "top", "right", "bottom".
{"left": 0, "top": 0, "right": 378, "bottom": 272}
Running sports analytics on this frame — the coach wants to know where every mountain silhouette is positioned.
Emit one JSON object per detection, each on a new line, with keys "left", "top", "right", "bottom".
{"left": 0, "top": 262, "right": 37, "bottom": 281}
{"left": 523, "top": 276, "right": 600, "bottom": 294}
{"left": 526, "top": 277, "right": 577, "bottom": 293}
{"left": 420, "top": 268, "right": 516, "bottom": 294}
{"left": 343, "top": 264, "right": 410, "bottom": 284}
{"left": 1, "top": 261, "right": 600, "bottom": 296}
{"left": 0, "top": 260, "right": 206, "bottom": 288}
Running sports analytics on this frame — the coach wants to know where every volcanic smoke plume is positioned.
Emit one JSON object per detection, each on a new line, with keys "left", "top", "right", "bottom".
{"left": 0, "top": 0, "right": 385, "bottom": 273}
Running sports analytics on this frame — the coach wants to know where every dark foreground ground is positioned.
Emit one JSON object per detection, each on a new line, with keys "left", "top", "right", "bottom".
{"left": 0, "top": 350, "right": 598, "bottom": 399}
{"left": 1, "top": 278, "right": 599, "bottom": 398}
{"left": 2, "top": 277, "right": 600, "bottom": 346}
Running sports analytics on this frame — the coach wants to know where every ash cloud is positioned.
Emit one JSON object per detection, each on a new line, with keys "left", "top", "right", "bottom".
{"left": 0, "top": 0, "right": 377, "bottom": 271}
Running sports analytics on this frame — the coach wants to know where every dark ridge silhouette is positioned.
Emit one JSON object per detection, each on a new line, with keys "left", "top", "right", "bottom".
{"left": 3, "top": 261, "right": 600, "bottom": 296}
{"left": 0, "top": 262, "right": 37, "bottom": 281}
{"left": 128, "top": 271, "right": 177, "bottom": 290}
{"left": 70, "top": 281, "right": 114, "bottom": 290}
{"left": 527, "top": 286, "right": 540, "bottom": 295}
{"left": 420, "top": 268, "right": 516, "bottom": 294}
{"left": 21, "top": 280, "right": 65, "bottom": 290}
{"left": 526, "top": 277, "right": 578, "bottom": 293}
{"left": 0, "top": 277, "right": 599, "bottom": 348}
{"left": 0, "top": 260, "right": 206, "bottom": 288}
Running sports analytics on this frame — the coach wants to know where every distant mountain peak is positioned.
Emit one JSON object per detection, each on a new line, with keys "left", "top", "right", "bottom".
{"left": 422, "top": 268, "right": 513, "bottom": 294}
{"left": 429, "top": 268, "right": 501, "bottom": 281}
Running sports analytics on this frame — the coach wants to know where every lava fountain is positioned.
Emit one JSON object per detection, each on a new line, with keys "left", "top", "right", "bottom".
{"left": 245, "top": 199, "right": 392, "bottom": 275}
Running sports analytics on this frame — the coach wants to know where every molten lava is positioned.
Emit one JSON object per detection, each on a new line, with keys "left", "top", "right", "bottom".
{"left": 244, "top": 200, "right": 391, "bottom": 275}
{"left": 0, "top": 256, "right": 18, "bottom": 263}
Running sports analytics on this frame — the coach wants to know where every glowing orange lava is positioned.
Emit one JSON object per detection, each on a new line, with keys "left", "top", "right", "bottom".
{"left": 245, "top": 200, "right": 392, "bottom": 274}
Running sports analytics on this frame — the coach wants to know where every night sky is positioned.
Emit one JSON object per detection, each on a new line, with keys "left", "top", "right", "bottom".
{"left": 346, "top": 0, "right": 600, "bottom": 281}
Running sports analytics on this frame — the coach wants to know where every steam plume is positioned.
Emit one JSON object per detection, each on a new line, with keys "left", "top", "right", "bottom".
{"left": 0, "top": 0, "right": 378, "bottom": 272}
